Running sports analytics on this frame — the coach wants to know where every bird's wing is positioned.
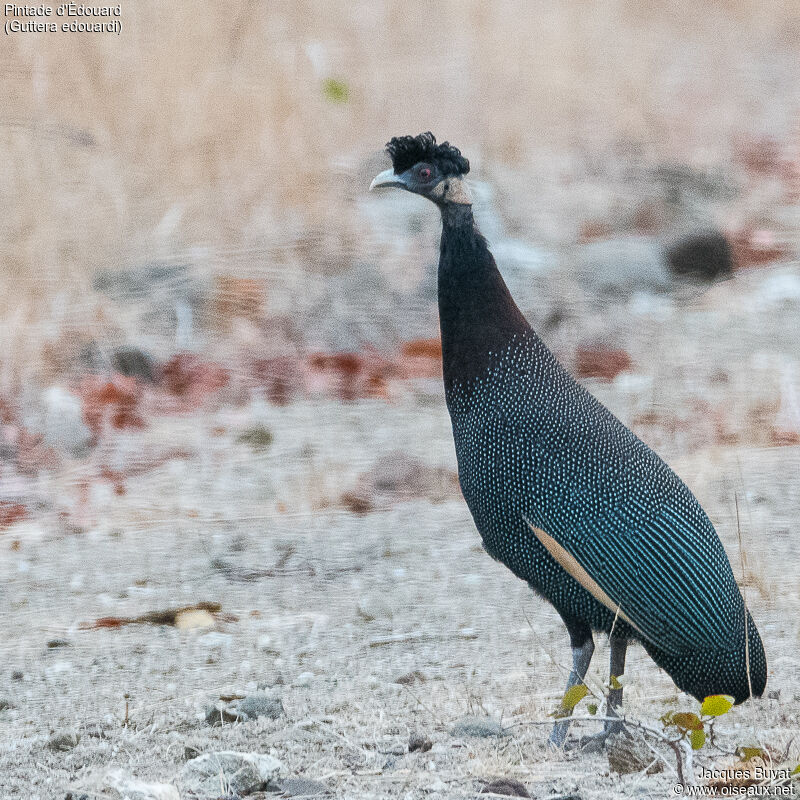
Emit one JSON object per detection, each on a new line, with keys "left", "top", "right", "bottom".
{"left": 526, "top": 500, "right": 742, "bottom": 656}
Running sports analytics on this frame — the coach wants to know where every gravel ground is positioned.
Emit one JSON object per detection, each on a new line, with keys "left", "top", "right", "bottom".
{"left": 3, "top": 264, "right": 800, "bottom": 799}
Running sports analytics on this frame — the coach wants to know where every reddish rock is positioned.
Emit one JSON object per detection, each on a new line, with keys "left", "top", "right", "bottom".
{"left": 730, "top": 228, "right": 788, "bottom": 269}
{"left": 160, "top": 353, "right": 229, "bottom": 399}
{"left": 78, "top": 374, "right": 145, "bottom": 435}
{"left": 575, "top": 348, "right": 632, "bottom": 381}
{"left": 579, "top": 220, "right": 613, "bottom": 242}
{"left": 399, "top": 338, "right": 442, "bottom": 379}
{"left": 307, "top": 350, "right": 397, "bottom": 402}
{"left": 252, "top": 356, "right": 304, "bottom": 406}
{"left": 0, "top": 501, "right": 28, "bottom": 529}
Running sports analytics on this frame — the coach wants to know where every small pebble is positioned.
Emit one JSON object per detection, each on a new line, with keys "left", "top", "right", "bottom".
{"left": 47, "top": 731, "right": 80, "bottom": 751}
{"left": 292, "top": 671, "right": 315, "bottom": 688}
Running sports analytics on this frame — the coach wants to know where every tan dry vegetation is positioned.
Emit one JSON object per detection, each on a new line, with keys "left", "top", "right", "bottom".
{"left": 2, "top": 2, "right": 800, "bottom": 386}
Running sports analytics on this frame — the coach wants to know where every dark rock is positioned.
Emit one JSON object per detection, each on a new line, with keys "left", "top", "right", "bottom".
{"left": 47, "top": 730, "right": 80, "bottom": 751}
{"left": 111, "top": 346, "right": 157, "bottom": 382}
{"left": 394, "top": 670, "right": 426, "bottom": 685}
{"left": 408, "top": 732, "right": 433, "bottom": 752}
{"left": 479, "top": 777, "right": 530, "bottom": 797}
{"left": 205, "top": 704, "right": 246, "bottom": 726}
{"left": 666, "top": 231, "right": 733, "bottom": 282}
{"left": 184, "top": 744, "right": 202, "bottom": 761}
{"left": 46, "top": 639, "right": 71, "bottom": 649}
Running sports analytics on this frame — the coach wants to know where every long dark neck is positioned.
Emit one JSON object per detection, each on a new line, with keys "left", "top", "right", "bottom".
{"left": 438, "top": 204, "right": 531, "bottom": 389}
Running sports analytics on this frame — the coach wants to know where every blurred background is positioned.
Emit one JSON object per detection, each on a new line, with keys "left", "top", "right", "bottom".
{"left": 2, "top": 2, "right": 800, "bottom": 798}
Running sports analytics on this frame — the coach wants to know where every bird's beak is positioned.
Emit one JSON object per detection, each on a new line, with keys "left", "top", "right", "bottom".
{"left": 369, "top": 168, "right": 407, "bottom": 191}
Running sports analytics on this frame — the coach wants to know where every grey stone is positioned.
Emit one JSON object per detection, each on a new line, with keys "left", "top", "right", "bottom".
{"left": 235, "top": 693, "right": 284, "bottom": 721}
{"left": 47, "top": 730, "right": 80, "bottom": 751}
{"left": 449, "top": 715, "right": 506, "bottom": 738}
{"left": 105, "top": 769, "right": 179, "bottom": 800}
{"left": 179, "top": 751, "right": 284, "bottom": 798}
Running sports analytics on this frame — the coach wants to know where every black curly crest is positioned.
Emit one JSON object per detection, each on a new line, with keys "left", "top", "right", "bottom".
{"left": 386, "top": 132, "right": 470, "bottom": 177}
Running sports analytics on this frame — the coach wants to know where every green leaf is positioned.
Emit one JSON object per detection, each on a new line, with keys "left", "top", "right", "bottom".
{"left": 739, "top": 747, "right": 765, "bottom": 760}
{"left": 609, "top": 674, "right": 623, "bottom": 690}
{"left": 700, "top": 694, "right": 735, "bottom": 717}
{"left": 561, "top": 684, "right": 589, "bottom": 711}
{"left": 323, "top": 78, "right": 349, "bottom": 104}
{"left": 670, "top": 712, "right": 703, "bottom": 731}
{"left": 587, "top": 703, "right": 598, "bottom": 716}
{"left": 791, "top": 764, "right": 800, "bottom": 776}
{"left": 690, "top": 728, "right": 706, "bottom": 750}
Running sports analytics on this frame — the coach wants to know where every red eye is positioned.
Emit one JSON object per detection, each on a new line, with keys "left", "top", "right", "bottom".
{"left": 418, "top": 166, "right": 432, "bottom": 181}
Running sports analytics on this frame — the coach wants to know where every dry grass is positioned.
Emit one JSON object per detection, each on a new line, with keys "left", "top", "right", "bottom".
{"left": 2, "top": 1, "right": 800, "bottom": 389}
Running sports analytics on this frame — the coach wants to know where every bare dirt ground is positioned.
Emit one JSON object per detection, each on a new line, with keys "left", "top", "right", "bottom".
{"left": 4, "top": 5, "right": 800, "bottom": 797}
{"left": 3, "top": 260, "right": 800, "bottom": 799}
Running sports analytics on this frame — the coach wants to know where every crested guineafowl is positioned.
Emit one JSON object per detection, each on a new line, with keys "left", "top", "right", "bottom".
{"left": 370, "top": 133, "right": 766, "bottom": 747}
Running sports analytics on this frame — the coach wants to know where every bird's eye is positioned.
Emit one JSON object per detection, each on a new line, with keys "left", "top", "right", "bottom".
{"left": 417, "top": 165, "right": 433, "bottom": 181}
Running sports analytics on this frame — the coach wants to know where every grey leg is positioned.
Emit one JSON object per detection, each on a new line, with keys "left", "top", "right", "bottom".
{"left": 548, "top": 620, "right": 594, "bottom": 748}
{"left": 605, "top": 636, "right": 627, "bottom": 735}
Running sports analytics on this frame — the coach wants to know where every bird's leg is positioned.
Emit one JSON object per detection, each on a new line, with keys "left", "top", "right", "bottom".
{"left": 570, "top": 635, "right": 629, "bottom": 753}
{"left": 548, "top": 619, "right": 594, "bottom": 748}
{"left": 605, "top": 635, "right": 628, "bottom": 735}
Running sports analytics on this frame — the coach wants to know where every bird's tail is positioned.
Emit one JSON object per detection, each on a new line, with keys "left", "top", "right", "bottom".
{"left": 643, "top": 609, "right": 766, "bottom": 704}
